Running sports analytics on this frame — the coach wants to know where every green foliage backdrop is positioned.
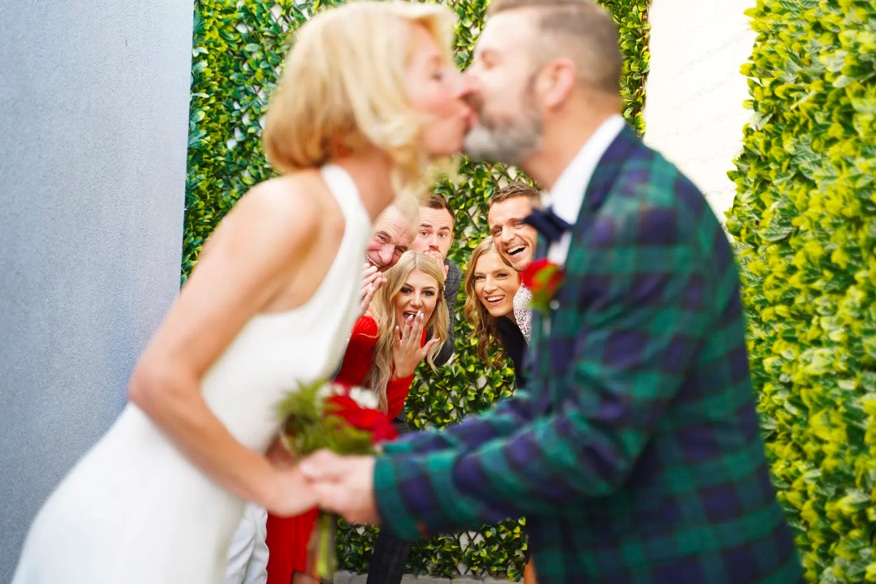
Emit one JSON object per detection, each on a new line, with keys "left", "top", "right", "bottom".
{"left": 185, "top": 0, "right": 650, "bottom": 577}
{"left": 725, "top": 1, "right": 876, "bottom": 582}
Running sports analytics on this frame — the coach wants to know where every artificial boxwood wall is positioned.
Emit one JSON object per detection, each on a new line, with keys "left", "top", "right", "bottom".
{"left": 725, "top": 0, "right": 876, "bottom": 582}
{"left": 185, "top": 0, "right": 650, "bottom": 578}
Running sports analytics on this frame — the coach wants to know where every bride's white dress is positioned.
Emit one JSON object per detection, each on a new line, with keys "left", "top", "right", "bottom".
{"left": 12, "top": 165, "right": 371, "bottom": 584}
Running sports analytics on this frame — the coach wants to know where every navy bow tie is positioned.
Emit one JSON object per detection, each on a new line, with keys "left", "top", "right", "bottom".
{"left": 523, "top": 207, "right": 572, "bottom": 243}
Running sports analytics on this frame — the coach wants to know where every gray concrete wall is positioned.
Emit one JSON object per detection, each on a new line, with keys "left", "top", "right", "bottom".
{"left": 0, "top": 1, "right": 193, "bottom": 578}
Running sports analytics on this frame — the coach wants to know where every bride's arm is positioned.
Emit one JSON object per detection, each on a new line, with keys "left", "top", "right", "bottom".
{"left": 127, "top": 177, "right": 320, "bottom": 515}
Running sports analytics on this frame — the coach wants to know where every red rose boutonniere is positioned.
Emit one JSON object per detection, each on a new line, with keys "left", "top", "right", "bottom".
{"left": 521, "top": 258, "right": 565, "bottom": 314}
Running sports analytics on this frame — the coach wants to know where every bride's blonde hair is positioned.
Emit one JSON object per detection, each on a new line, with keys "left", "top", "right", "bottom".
{"left": 263, "top": 2, "right": 457, "bottom": 200}
{"left": 367, "top": 252, "right": 448, "bottom": 412}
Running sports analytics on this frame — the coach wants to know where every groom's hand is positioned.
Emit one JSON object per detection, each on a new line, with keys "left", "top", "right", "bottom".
{"left": 301, "top": 450, "right": 379, "bottom": 525}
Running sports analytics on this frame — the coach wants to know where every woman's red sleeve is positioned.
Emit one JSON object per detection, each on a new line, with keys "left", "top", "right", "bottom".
{"left": 334, "top": 316, "right": 378, "bottom": 387}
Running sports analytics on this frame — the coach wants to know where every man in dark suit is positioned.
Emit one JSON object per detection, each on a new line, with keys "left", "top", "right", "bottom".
{"left": 304, "top": 1, "right": 803, "bottom": 582}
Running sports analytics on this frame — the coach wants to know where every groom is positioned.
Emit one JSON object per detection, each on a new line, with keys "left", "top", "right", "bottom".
{"left": 303, "top": 0, "right": 803, "bottom": 582}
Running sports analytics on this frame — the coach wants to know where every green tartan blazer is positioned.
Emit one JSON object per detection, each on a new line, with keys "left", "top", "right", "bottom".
{"left": 372, "top": 125, "right": 803, "bottom": 583}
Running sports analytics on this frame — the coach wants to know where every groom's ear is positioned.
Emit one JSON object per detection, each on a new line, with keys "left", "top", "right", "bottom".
{"left": 536, "top": 58, "right": 577, "bottom": 110}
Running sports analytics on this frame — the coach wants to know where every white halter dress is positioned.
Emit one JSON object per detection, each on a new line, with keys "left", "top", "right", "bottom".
{"left": 12, "top": 164, "right": 370, "bottom": 584}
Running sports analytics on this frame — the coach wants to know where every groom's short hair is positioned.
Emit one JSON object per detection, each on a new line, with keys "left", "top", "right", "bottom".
{"left": 486, "top": 0, "right": 622, "bottom": 96}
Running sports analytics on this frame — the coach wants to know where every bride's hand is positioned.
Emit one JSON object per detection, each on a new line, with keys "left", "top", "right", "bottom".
{"left": 264, "top": 466, "right": 320, "bottom": 517}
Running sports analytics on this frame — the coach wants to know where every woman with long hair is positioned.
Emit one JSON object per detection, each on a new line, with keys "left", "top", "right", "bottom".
{"left": 464, "top": 238, "right": 525, "bottom": 379}
{"left": 266, "top": 251, "right": 448, "bottom": 583}
{"left": 12, "top": 3, "right": 472, "bottom": 582}
{"left": 354, "top": 250, "right": 449, "bottom": 415}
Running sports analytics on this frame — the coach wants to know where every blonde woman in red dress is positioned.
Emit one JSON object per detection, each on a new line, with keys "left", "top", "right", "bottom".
{"left": 267, "top": 251, "right": 449, "bottom": 583}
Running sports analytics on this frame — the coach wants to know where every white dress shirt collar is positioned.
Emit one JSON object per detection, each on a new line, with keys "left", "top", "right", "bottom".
{"left": 543, "top": 114, "right": 625, "bottom": 266}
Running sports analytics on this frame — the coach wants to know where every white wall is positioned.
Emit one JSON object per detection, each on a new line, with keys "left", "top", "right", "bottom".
{"left": 643, "top": 0, "right": 757, "bottom": 221}
{"left": 0, "top": 1, "right": 193, "bottom": 579}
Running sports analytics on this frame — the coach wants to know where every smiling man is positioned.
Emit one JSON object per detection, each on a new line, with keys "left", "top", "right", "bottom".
{"left": 357, "top": 204, "right": 416, "bottom": 318}
{"left": 366, "top": 204, "right": 414, "bottom": 272}
{"left": 488, "top": 183, "right": 540, "bottom": 273}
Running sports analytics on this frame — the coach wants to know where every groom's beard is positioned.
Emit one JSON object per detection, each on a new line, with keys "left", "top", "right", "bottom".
{"left": 463, "top": 87, "right": 543, "bottom": 167}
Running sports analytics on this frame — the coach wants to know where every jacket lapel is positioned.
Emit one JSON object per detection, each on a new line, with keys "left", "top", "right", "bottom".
{"left": 541, "top": 125, "right": 641, "bottom": 383}
{"left": 575, "top": 124, "right": 639, "bottom": 229}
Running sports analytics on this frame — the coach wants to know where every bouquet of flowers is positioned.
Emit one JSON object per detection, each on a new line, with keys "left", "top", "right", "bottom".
{"left": 277, "top": 380, "right": 398, "bottom": 583}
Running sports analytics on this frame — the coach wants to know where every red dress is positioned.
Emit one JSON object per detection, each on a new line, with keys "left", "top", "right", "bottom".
{"left": 265, "top": 315, "right": 419, "bottom": 583}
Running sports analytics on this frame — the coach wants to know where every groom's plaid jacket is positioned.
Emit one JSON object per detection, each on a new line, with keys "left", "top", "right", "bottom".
{"left": 373, "top": 125, "right": 803, "bottom": 583}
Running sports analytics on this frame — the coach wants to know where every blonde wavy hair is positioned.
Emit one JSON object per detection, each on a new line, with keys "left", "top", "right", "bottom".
{"left": 368, "top": 251, "right": 448, "bottom": 412}
{"left": 263, "top": 1, "right": 457, "bottom": 201}
{"left": 463, "top": 238, "right": 519, "bottom": 365}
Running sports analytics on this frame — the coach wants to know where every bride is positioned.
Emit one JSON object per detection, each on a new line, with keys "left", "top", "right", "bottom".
{"left": 12, "top": 2, "right": 472, "bottom": 583}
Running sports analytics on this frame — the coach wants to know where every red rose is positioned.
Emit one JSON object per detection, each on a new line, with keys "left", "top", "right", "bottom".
{"left": 542, "top": 268, "right": 564, "bottom": 291}
{"left": 521, "top": 258, "right": 550, "bottom": 288}
{"left": 521, "top": 259, "right": 565, "bottom": 314}
{"left": 326, "top": 394, "right": 398, "bottom": 444}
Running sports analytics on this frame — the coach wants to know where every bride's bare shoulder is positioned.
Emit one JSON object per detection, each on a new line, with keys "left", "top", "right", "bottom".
{"left": 223, "top": 170, "right": 331, "bottom": 243}
{"left": 191, "top": 170, "right": 335, "bottom": 275}
{"left": 241, "top": 171, "right": 325, "bottom": 219}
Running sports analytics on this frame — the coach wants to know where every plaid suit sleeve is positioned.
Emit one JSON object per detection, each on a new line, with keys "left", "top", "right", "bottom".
{"left": 383, "top": 390, "right": 537, "bottom": 455}
{"left": 374, "top": 198, "right": 713, "bottom": 539}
